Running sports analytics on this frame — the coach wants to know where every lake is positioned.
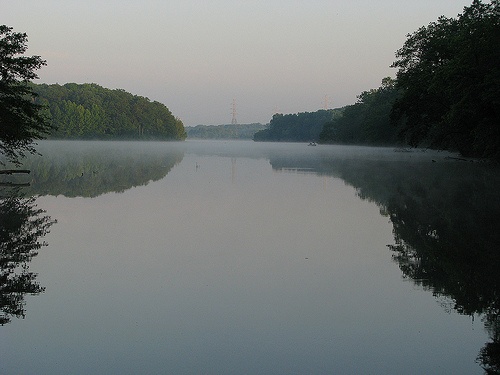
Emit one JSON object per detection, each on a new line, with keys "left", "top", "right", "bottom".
{"left": 1, "top": 140, "right": 499, "bottom": 374}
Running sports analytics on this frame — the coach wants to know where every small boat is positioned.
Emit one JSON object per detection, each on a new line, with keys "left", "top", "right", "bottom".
{"left": 308, "top": 142, "right": 317, "bottom": 146}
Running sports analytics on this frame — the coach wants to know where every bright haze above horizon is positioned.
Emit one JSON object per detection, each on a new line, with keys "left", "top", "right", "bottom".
{"left": 4, "top": 0, "right": 472, "bottom": 127}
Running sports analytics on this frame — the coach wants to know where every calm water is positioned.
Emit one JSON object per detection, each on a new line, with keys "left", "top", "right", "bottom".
{"left": 1, "top": 140, "right": 499, "bottom": 374}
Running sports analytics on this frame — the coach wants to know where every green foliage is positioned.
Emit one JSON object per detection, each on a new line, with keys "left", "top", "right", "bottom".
{"left": 319, "top": 78, "right": 403, "bottom": 145}
{"left": 391, "top": 0, "right": 500, "bottom": 158}
{"left": 253, "top": 109, "right": 338, "bottom": 142}
{"left": 33, "top": 83, "right": 187, "bottom": 140}
{"left": 0, "top": 25, "right": 52, "bottom": 165}
{"left": 186, "top": 123, "right": 267, "bottom": 139}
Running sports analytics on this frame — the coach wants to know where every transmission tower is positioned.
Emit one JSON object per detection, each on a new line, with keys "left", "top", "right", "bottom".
{"left": 323, "top": 95, "right": 332, "bottom": 110}
{"left": 231, "top": 99, "right": 238, "bottom": 124}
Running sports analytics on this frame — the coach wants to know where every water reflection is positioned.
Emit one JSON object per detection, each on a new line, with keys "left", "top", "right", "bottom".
{"left": 2, "top": 140, "right": 499, "bottom": 372}
{"left": 11, "top": 141, "right": 185, "bottom": 197}
{"left": 384, "top": 165, "right": 500, "bottom": 374}
{"left": 0, "top": 141, "right": 183, "bottom": 327}
{"left": 268, "top": 147, "right": 500, "bottom": 373}
{"left": 0, "top": 186, "right": 55, "bottom": 325}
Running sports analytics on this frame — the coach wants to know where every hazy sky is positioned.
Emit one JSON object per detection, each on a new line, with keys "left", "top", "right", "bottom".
{"left": 4, "top": 0, "right": 472, "bottom": 126}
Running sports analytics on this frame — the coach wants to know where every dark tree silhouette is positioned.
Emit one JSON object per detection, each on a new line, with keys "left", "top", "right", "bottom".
{"left": 0, "top": 187, "right": 55, "bottom": 325}
{"left": 391, "top": 0, "right": 500, "bottom": 158}
{"left": 0, "top": 25, "right": 51, "bottom": 166}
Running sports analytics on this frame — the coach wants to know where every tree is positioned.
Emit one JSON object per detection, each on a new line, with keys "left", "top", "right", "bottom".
{"left": 185, "top": 123, "right": 266, "bottom": 139}
{"left": 33, "top": 83, "right": 187, "bottom": 140}
{"left": 319, "top": 78, "right": 402, "bottom": 145}
{"left": 391, "top": 0, "right": 500, "bottom": 158}
{"left": 253, "top": 110, "right": 337, "bottom": 142}
{"left": 0, "top": 25, "right": 51, "bottom": 165}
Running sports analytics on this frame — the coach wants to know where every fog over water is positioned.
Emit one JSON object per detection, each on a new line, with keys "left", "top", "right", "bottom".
{"left": 1, "top": 140, "right": 498, "bottom": 374}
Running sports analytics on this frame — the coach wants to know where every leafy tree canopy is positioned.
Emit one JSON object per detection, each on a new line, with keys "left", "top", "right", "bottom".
{"left": 0, "top": 25, "right": 51, "bottom": 165}
{"left": 33, "top": 83, "right": 187, "bottom": 141}
{"left": 391, "top": 0, "right": 500, "bottom": 158}
{"left": 319, "top": 78, "right": 403, "bottom": 145}
{"left": 253, "top": 109, "right": 338, "bottom": 142}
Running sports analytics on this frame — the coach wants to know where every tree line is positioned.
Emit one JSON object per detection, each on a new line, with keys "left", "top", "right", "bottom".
{"left": 319, "top": 77, "right": 403, "bottom": 146}
{"left": 253, "top": 109, "right": 341, "bottom": 142}
{"left": 33, "top": 83, "right": 187, "bottom": 141}
{"left": 1, "top": 0, "right": 499, "bottom": 163}
{"left": 186, "top": 123, "right": 267, "bottom": 139}
{"left": 253, "top": 82, "right": 402, "bottom": 146}
{"left": 256, "top": 0, "right": 499, "bottom": 159}
{"left": 392, "top": 0, "right": 499, "bottom": 159}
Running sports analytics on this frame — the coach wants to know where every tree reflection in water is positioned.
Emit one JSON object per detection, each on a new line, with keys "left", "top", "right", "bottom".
{"left": 386, "top": 169, "right": 500, "bottom": 375}
{"left": 0, "top": 141, "right": 182, "bottom": 324}
{"left": 0, "top": 186, "right": 55, "bottom": 325}
{"left": 270, "top": 151, "right": 500, "bottom": 374}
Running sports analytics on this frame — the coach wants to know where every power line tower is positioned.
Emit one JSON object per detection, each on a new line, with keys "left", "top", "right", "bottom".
{"left": 231, "top": 99, "right": 238, "bottom": 124}
{"left": 323, "top": 95, "right": 332, "bottom": 110}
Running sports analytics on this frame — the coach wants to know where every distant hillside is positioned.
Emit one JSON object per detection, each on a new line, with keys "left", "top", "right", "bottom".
{"left": 186, "top": 123, "right": 267, "bottom": 139}
{"left": 33, "top": 83, "right": 187, "bottom": 140}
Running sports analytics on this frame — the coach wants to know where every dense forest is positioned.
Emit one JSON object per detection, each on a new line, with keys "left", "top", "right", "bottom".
{"left": 32, "top": 83, "right": 187, "bottom": 140}
{"left": 391, "top": 0, "right": 499, "bottom": 159}
{"left": 257, "top": 1, "right": 500, "bottom": 159}
{"left": 319, "top": 78, "right": 403, "bottom": 145}
{"left": 186, "top": 123, "right": 267, "bottom": 139}
{"left": 253, "top": 109, "right": 340, "bottom": 142}
{"left": 253, "top": 79, "right": 403, "bottom": 146}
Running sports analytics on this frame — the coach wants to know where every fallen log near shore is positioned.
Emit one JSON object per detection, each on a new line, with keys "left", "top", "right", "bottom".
{"left": 0, "top": 169, "right": 30, "bottom": 175}
{"left": 0, "top": 182, "right": 30, "bottom": 187}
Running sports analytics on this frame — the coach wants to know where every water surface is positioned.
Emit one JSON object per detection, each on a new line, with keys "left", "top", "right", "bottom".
{"left": 1, "top": 140, "right": 499, "bottom": 374}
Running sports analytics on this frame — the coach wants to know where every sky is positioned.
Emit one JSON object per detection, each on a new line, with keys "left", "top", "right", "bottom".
{"left": 3, "top": 0, "right": 473, "bottom": 126}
